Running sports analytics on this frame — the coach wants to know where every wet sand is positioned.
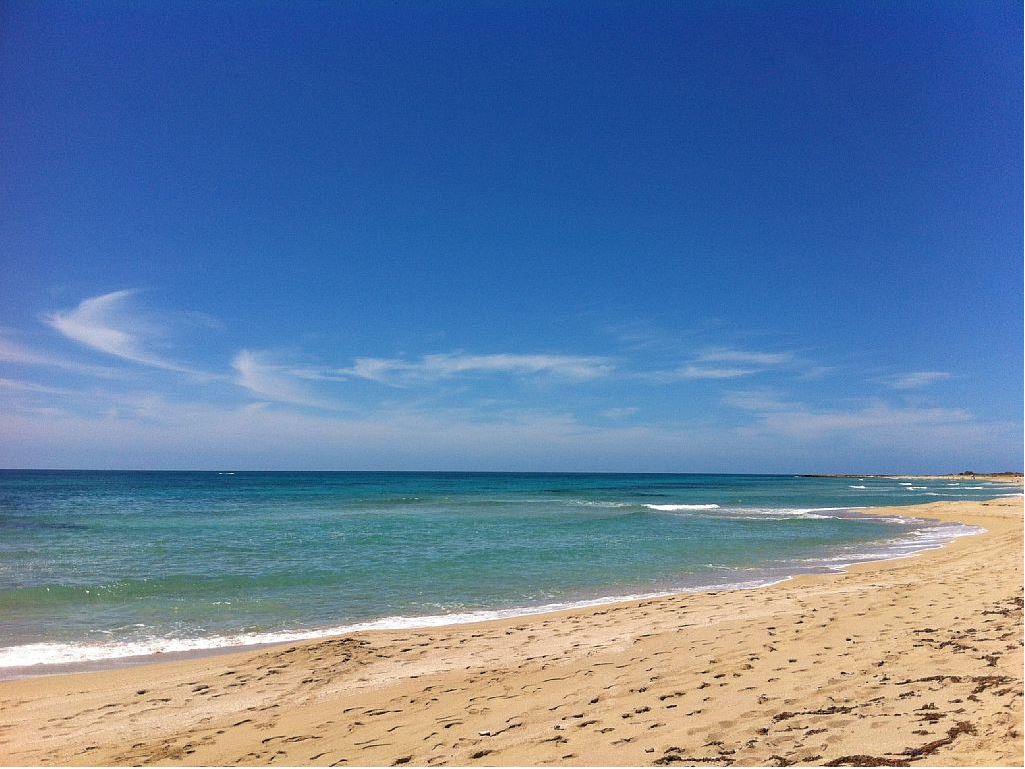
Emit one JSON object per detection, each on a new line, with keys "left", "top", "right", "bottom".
{"left": 0, "top": 497, "right": 1021, "bottom": 767}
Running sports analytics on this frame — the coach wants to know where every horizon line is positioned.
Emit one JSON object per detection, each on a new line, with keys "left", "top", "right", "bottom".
{"left": 1, "top": 468, "right": 1020, "bottom": 475}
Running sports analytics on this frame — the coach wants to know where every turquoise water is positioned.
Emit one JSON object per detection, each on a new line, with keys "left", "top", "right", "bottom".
{"left": 0, "top": 471, "right": 1017, "bottom": 672}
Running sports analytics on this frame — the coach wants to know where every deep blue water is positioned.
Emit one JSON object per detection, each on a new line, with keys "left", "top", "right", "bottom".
{"left": 0, "top": 471, "right": 1016, "bottom": 671}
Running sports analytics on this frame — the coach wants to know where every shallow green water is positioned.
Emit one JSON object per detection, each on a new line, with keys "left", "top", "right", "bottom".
{"left": 0, "top": 471, "right": 1015, "bottom": 670}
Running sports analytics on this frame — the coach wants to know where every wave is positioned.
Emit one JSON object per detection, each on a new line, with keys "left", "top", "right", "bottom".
{"left": 849, "top": 485, "right": 867, "bottom": 489}
{"left": 732, "top": 506, "right": 865, "bottom": 520}
{"left": 564, "top": 500, "right": 633, "bottom": 508}
{"left": 643, "top": 503, "right": 720, "bottom": 511}
{"left": 0, "top": 577, "right": 788, "bottom": 670}
{"left": 641, "top": 505, "right": 874, "bottom": 521}
{"left": 794, "top": 521, "right": 984, "bottom": 570}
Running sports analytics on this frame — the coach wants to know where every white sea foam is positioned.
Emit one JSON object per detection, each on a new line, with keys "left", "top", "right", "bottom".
{"left": 0, "top": 577, "right": 787, "bottom": 670}
{"left": 849, "top": 485, "right": 867, "bottom": 489}
{"left": 799, "top": 553, "right": 888, "bottom": 563}
{"left": 920, "top": 491, "right": 1001, "bottom": 497}
{"left": 643, "top": 503, "right": 720, "bottom": 511}
{"left": 714, "top": 506, "right": 866, "bottom": 521}
{"left": 793, "top": 507, "right": 863, "bottom": 511}
{"left": 773, "top": 511, "right": 830, "bottom": 519}
{"left": 794, "top": 521, "right": 984, "bottom": 571}
{"left": 639, "top": 505, "right": 871, "bottom": 522}
{"left": 564, "top": 500, "right": 632, "bottom": 508}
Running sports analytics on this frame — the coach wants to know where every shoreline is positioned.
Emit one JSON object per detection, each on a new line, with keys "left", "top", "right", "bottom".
{"left": 1, "top": 496, "right": 1021, "bottom": 766}
{"left": 0, "top": 503, "right": 996, "bottom": 680}
{"left": 800, "top": 473, "right": 1023, "bottom": 482}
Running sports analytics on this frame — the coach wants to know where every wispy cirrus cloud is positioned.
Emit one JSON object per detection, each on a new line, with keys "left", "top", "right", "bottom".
{"left": 0, "top": 332, "right": 119, "bottom": 377}
{"left": 304, "top": 352, "right": 616, "bottom": 386}
{"left": 656, "top": 364, "right": 758, "bottom": 381}
{"left": 878, "top": 371, "right": 952, "bottom": 390}
{"left": 601, "top": 406, "right": 639, "bottom": 419}
{"left": 0, "top": 377, "right": 80, "bottom": 396}
{"left": 604, "top": 319, "right": 695, "bottom": 352}
{"left": 695, "top": 347, "right": 794, "bottom": 366}
{"left": 721, "top": 389, "right": 798, "bottom": 411}
{"left": 795, "top": 365, "right": 835, "bottom": 381}
{"left": 721, "top": 390, "right": 1005, "bottom": 460}
{"left": 643, "top": 346, "right": 797, "bottom": 382}
{"left": 745, "top": 403, "right": 972, "bottom": 438}
{"left": 232, "top": 350, "right": 340, "bottom": 410}
{"left": 45, "top": 290, "right": 214, "bottom": 377}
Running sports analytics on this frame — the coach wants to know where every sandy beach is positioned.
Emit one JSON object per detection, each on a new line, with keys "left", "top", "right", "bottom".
{"left": 3, "top": 2, "right": 1019, "bottom": 766}
{"left": 0, "top": 496, "right": 1021, "bottom": 767}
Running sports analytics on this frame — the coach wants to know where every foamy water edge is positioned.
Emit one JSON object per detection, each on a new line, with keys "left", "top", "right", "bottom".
{"left": 0, "top": 507, "right": 987, "bottom": 672}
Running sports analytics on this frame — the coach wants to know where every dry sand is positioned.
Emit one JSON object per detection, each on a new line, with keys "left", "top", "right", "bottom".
{"left": 1, "top": 497, "right": 1021, "bottom": 767}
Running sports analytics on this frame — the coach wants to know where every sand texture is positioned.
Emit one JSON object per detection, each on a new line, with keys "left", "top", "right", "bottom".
{"left": 0, "top": 497, "right": 1021, "bottom": 767}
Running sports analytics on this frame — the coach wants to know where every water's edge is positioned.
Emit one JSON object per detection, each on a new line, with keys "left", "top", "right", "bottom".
{"left": 0, "top": 505, "right": 985, "bottom": 680}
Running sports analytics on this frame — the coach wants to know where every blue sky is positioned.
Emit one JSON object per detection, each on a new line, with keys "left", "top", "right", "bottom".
{"left": 1, "top": 1, "right": 1021, "bottom": 471}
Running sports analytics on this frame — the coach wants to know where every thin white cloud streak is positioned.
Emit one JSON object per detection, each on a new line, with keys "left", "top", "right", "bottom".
{"left": 305, "top": 352, "right": 616, "bottom": 385}
{"left": 641, "top": 346, "right": 798, "bottom": 382}
{"left": 601, "top": 407, "right": 639, "bottom": 419}
{"left": 0, "top": 334, "right": 119, "bottom": 378}
{"left": 650, "top": 365, "right": 758, "bottom": 381}
{"left": 45, "top": 290, "right": 214, "bottom": 377}
{"left": 0, "top": 377, "right": 79, "bottom": 396}
{"left": 232, "top": 350, "right": 340, "bottom": 410}
{"left": 696, "top": 347, "right": 794, "bottom": 366}
{"left": 719, "top": 393, "right": 1014, "bottom": 465}
{"left": 795, "top": 365, "right": 835, "bottom": 380}
{"left": 603, "top": 319, "right": 692, "bottom": 352}
{"left": 717, "top": 377, "right": 979, "bottom": 442}
{"left": 721, "top": 390, "right": 798, "bottom": 411}
{"left": 879, "top": 371, "right": 952, "bottom": 390}
{"left": 746, "top": 404, "right": 972, "bottom": 438}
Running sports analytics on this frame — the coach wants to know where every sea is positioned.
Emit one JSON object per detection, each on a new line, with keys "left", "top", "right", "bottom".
{"left": 0, "top": 470, "right": 1019, "bottom": 676}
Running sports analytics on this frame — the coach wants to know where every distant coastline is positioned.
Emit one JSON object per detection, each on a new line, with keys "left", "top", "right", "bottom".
{"left": 800, "top": 471, "right": 1023, "bottom": 483}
